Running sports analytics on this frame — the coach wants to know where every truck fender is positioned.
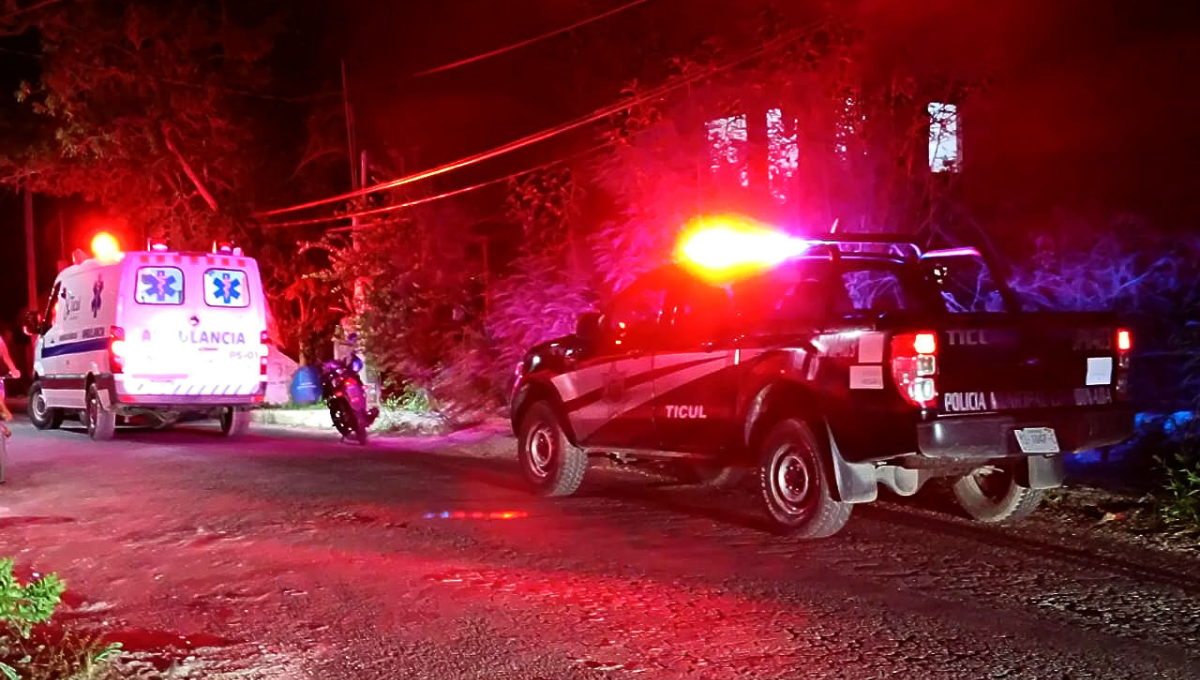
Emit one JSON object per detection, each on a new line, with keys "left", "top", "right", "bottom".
{"left": 510, "top": 379, "right": 578, "bottom": 445}
{"left": 742, "top": 382, "right": 876, "bottom": 503}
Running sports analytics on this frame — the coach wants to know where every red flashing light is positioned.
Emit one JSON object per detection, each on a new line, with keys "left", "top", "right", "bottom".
{"left": 1117, "top": 329, "right": 1132, "bottom": 353}
{"left": 91, "top": 232, "right": 121, "bottom": 262}
{"left": 674, "top": 215, "right": 807, "bottom": 281}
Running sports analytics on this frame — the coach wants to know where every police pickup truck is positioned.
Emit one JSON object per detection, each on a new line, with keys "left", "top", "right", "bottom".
{"left": 509, "top": 231, "right": 1134, "bottom": 538}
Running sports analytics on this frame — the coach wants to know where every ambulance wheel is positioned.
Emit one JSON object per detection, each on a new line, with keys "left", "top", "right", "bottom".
{"left": 518, "top": 401, "right": 586, "bottom": 497}
{"left": 28, "top": 382, "right": 63, "bottom": 431}
{"left": 220, "top": 408, "right": 252, "bottom": 438}
{"left": 952, "top": 466, "right": 1045, "bottom": 523}
{"left": 758, "top": 418, "right": 851, "bottom": 538}
{"left": 84, "top": 384, "right": 116, "bottom": 441}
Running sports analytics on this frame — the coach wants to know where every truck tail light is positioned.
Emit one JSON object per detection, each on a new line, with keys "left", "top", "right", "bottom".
{"left": 1115, "top": 327, "right": 1132, "bottom": 399}
{"left": 109, "top": 326, "right": 126, "bottom": 374}
{"left": 891, "top": 331, "right": 938, "bottom": 408}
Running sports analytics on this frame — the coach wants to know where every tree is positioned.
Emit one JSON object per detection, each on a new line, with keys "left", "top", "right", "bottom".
{"left": 0, "top": 0, "right": 286, "bottom": 248}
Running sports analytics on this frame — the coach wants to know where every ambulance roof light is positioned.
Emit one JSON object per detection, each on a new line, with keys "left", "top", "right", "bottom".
{"left": 147, "top": 237, "right": 170, "bottom": 252}
{"left": 213, "top": 240, "right": 236, "bottom": 255}
{"left": 90, "top": 232, "right": 122, "bottom": 263}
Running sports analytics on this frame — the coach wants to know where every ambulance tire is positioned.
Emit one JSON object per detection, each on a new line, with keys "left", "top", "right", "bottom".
{"left": 951, "top": 467, "right": 1045, "bottom": 523}
{"left": 518, "top": 401, "right": 587, "bottom": 497}
{"left": 220, "top": 408, "right": 252, "bottom": 438}
{"left": 85, "top": 384, "right": 116, "bottom": 441}
{"left": 758, "top": 418, "right": 852, "bottom": 538}
{"left": 28, "top": 382, "right": 63, "bottom": 431}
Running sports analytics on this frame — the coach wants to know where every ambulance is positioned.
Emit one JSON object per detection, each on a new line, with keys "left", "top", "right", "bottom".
{"left": 24, "top": 236, "right": 269, "bottom": 440}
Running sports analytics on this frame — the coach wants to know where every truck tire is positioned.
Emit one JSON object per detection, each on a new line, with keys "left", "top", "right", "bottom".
{"left": 758, "top": 418, "right": 852, "bottom": 538}
{"left": 84, "top": 384, "right": 116, "bottom": 441}
{"left": 518, "top": 401, "right": 587, "bottom": 497}
{"left": 28, "top": 381, "right": 63, "bottom": 431}
{"left": 952, "top": 467, "right": 1045, "bottom": 523}
{"left": 220, "top": 408, "right": 252, "bottom": 438}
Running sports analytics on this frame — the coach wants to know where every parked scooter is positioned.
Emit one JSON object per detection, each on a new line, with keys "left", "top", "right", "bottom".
{"left": 320, "top": 344, "right": 378, "bottom": 445}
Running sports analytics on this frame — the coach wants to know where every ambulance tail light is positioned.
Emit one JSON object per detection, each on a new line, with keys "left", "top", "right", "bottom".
{"left": 259, "top": 331, "right": 270, "bottom": 376}
{"left": 109, "top": 326, "right": 126, "bottom": 374}
{"left": 891, "top": 331, "right": 938, "bottom": 408}
{"left": 1115, "top": 327, "right": 1132, "bottom": 399}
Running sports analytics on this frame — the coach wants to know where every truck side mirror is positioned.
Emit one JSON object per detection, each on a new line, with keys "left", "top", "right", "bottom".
{"left": 575, "top": 311, "right": 602, "bottom": 342}
{"left": 21, "top": 310, "right": 42, "bottom": 337}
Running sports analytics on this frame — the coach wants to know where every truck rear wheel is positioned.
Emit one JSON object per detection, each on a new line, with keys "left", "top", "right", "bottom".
{"left": 952, "top": 466, "right": 1045, "bottom": 523}
{"left": 518, "top": 401, "right": 586, "bottom": 497}
{"left": 758, "top": 418, "right": 851, "bottom": 538}
{"left": 220, "top": 408, "right": 252, "bottom": 438}
{"left": 84, "top": 384, "right": 116, "bottom": 441}
{"left": 28, "top": 381, "right": 63, "bottom": 431}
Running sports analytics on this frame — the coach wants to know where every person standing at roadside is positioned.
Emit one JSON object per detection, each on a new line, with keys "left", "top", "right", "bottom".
{"left": 0, "top": 333, "right": 20, "bottom": 437}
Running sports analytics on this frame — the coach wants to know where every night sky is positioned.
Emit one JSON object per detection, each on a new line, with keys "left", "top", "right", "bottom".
{"left": 2, "top": 0, "right": 1199, "bottom": 335}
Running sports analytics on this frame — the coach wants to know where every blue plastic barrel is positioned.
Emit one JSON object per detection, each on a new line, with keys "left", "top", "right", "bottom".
{"left": 290, "top": 366, "right": 322, "bottom": 405}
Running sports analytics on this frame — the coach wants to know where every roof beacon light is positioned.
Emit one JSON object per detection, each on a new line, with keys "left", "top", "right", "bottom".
{"left": 675, "top": 215, "right": 806, "bottom": 281}
{"left": 91, "top": 232, "right": 122, "bottom": 263}
{"left": 147, "top": 237, "right": 170, "bottom": 252}
{"left": 213, "top": 241, "right": 235, "bottom": 255}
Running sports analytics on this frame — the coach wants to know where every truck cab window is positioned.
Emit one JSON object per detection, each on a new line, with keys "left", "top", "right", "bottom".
{"left": 833, "top": 262, "right": 932, "bottom": 319}
{"left": 926, "top": 257, "right": 1007, "bottom": 313}
{"left": 603, "top": 273, "right": 671, "bottom": 352}
{"left": 662, "top": 280, "right": 734, "bottom": 349}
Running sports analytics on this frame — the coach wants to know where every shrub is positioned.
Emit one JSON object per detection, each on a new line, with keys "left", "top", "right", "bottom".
{"left": 1158, "top": 450, "right": 1200, "bottom": 527}
{"left": 0, "top": 559, "right": 120, "bottom": 680}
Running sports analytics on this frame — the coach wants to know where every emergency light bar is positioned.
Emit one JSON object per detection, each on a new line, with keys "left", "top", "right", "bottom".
{"left": 212, "top": 241, "right": 244, "bottom": 256}
{"left": 674, "top": 215, "right": 991, "bottom": 282}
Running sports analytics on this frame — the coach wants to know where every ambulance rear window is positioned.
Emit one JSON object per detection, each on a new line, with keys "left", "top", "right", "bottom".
{"left": 135, "top": 267, "right": 185, "bottom": 305}
{"left": 203, "top": 269, "right": 250, "bottom": 308}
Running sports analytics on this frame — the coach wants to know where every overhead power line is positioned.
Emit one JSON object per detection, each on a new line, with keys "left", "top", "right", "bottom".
{"left": 253, "top": 20, "right": 826, "bottom": 220}
{"left": 413, "top": 0, "right": 657, "bottom": 77}
{"left": 262, "top": 143, "right": 609, "bottom": 230}
{"left": 0, "top": 0, "right": 71, "bottom": 22}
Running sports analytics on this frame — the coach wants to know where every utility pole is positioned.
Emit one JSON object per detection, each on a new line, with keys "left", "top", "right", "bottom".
{"left": 341, "top": 59, "right": 358, "bottom": 191}
{"left": 24, "top": 189, "right": 37, "bottom": 315}
{"left": 23, "top": 188, "right": 37, "bottom": 371}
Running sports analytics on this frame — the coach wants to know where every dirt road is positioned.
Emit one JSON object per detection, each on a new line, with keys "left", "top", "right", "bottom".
{"left": 1, "top": 420, "right": 1197, "bottom": 679}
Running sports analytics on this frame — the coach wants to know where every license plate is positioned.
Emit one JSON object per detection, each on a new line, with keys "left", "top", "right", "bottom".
{"left": 1014, "top": 427, "right": 1060, "bottom": 454}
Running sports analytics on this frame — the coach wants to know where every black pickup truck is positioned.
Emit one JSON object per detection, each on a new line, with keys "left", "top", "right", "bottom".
{"left": 509, "top": 235, "right": 1134, "bottom": 537}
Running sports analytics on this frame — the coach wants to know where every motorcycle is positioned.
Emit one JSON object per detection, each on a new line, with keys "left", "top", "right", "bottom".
{"left": 320, "top": 347, "right": 379, "bottom": 445}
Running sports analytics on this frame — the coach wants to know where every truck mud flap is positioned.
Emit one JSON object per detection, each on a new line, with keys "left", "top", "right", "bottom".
{"left": 1017, "top": 454, "right": 1065, "bottom": 490}
{"left": 825, "top": 422, "right": 878, "bottom": 504}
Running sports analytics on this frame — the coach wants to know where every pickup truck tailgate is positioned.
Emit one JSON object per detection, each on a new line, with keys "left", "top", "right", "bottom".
{"left": 935, "top": 314, "right": 1126, "bottom": 415}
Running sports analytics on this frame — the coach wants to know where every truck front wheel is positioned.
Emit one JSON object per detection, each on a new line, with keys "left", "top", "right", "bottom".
{"left": 758, "top": 418, "right": 851, "bottom": 538}
{"left": 952, "top": 466, "right": 1045, "bottom": 523}
{"left": 518, "top": 401, "right": 586, "bottom": 497}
